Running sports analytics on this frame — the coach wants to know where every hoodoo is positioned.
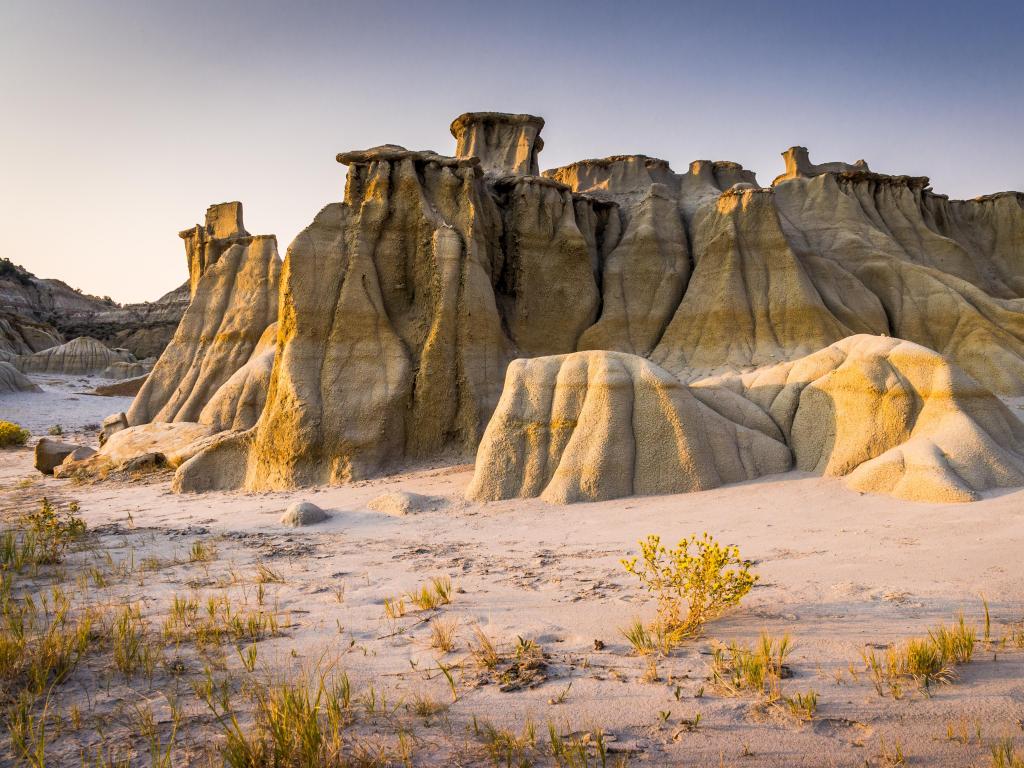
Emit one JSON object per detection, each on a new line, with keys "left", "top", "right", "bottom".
{"left": 125, "top": 202, "right": 281, "bottom": 427}
{"left": 86, "top": 111, "right": 1024, "bottom": 505}
{"left": 451, "top": 112, "right": 545, "bottom": 176}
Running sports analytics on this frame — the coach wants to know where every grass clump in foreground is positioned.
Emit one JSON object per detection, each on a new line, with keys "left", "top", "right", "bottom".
{"left": 0, "top": 421, "right": 30, "bottom": 448}
{"left": 621, "top": 532, "right": 756, "bottom": 651}
{"left": 992, "top": 739, "right": 1024, "bottom": 768}
{"left": 0, "top": 499, "right": 95, "bottom": 763}
{"left": 710, "top": 632, "right": 818, "bottom": 720}
{"left": 863, "top": 615, "right": 977, "bottom": 698}
{"left": 201, "top": 665, "right": 356, "bottom": 768}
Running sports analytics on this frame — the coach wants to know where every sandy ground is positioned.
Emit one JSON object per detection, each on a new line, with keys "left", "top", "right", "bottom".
{"left": 0, "top": 373, "right": 133, "bottom": 433}
{"left": 1, "top": 384, "right": 1024, "bottom": 765}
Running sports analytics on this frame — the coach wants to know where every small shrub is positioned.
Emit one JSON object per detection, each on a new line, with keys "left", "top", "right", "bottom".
{"left": 879, "top": 737, "right": 906, "bottom": 767}
{"left": 783, "top": 689, "right": 818, "bottom": 721}
{"left": 47, "top": 425, "right": 63, "bottom": 437}
{"left": 188, "top": 541, "right": 216, "bottom": 563}
{"left": 0, "top": 421, "right": 30, "bottom": 447}
{"left": 407, "top": 691, "right": 447, "bottom": 719}
{"left": 622, "top": 532, "right": 756, "bottom": 643}
{"left": 19, "top": 498, "right": 86, "bottom": 566}
{"left": 406, "top": 575, "right": 453, "bottom": 611}
{"left": 930, "top": 615, "right": 976, "bottom": 664}
{"left": 382, "top": 596, "right": 407, "bottom": 620}
{"left": 254, "top": 562, "right": 283, "bottom": 583}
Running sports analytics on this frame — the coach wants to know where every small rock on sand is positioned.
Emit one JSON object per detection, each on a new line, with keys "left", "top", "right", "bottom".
{"left": 281, "top": 501, "right": 329, "bottom": 527}
{"left": 366, "top": 491, "right": 437, "bottom": 516}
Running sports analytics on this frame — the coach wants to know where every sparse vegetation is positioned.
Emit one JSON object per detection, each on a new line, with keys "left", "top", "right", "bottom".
{"left": 710, "top": 631, "right": 792, "bottom": 700}
{"left": 0, "top": 421, "right": 30, "bottom": 448}
{"left": 46, "top": 425, "right": 63, "bottom": 437}
{"left": 189, "top": 540, "right": 216, "bottom": 563}
{"left": 879, "top": 736, "right": 907, "bottom": 766}
{"left": 863, "top": 616, "right": 977, "bottom": 698}
{"left": 407, "top": 575, "right": 453, "bottom": 611}
{"left": 470, "top": 624, "right": 500, "bottom": 670}
{"left": 429, "top": 616, "right": 458, "bottom": 653}
{"left": 620, "top": 617, "right": 655, "bottom": 656}
{"left": 622, "top": 532, "right": 756, "bottom": 647}
{"left": 992, "top": 738, "right": 1024, "bottom": 768}
{"left": 201, "top": 665, "right": 355, "bottom": 767}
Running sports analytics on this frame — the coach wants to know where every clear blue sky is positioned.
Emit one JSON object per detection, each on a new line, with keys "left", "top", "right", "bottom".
{"left": 2, "top": 0, "right": 1022, "bottom": 302}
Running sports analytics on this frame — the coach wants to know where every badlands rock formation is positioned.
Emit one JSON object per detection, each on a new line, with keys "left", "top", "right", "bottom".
{"left": 16, "top": 336, "right": 135, "bottom": 375}
{"left": 99, "top": 112, "right": 1024, "bottom": 504}
{"left": 0, "top": 361, "right": 39, "bottom": 393}
{"left": 467, "top": 352, "right": 790, "bottom": 504}
{"left": 0, "top": 257, "right": 188, "bottom": 359}
{"left": 126, "top": 203, "right": 280, "bottom": 426}
{"left": 470, "top": 338, "right": 1024, "bottom": 504}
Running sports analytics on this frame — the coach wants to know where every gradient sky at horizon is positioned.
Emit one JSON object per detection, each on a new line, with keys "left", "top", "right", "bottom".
{"left": 2, "top": 0, "right": 1022, "bottom": 302}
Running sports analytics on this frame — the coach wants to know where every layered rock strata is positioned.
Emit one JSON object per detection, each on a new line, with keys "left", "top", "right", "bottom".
{"left": 87, "top": 112, "right": 1024, "bottom": 504}
{"left": 126, "top": 204, "right": 280, "bottom": 425}
{"left": 16, "top": 336, "right": 135, "bottom": 375}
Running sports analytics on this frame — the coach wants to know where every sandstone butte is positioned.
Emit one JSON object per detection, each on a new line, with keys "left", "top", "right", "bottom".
{"left": 58, "top": 112, "right": 1024, "bottom": 506}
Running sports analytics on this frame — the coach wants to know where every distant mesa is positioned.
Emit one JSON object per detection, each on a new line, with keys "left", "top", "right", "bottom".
{"left": 38, "top": 111, "right": 1024, "bottom": 506}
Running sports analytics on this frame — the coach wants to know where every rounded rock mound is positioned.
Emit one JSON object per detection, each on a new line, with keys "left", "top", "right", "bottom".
{"left": 366, "top": 491, "right": 437, "bottom": 516}
{"left": 467, "top": 351, "right": 791, "bottom": 504}
{"left": 280, "top": 501, "right": 329, "bottom": 527}
{"left": 17, "top": 337, "right": 134, "bottom": 375}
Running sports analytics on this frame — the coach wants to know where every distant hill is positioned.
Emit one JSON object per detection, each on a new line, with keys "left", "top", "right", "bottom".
{"left": 0, "top": 258, "right": 187, "bottom": 359}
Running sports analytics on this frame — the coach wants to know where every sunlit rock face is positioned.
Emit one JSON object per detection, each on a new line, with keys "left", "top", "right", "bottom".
{"left": 126, "top": 203, "right": 280, "bottom": 426}
{"left": 451, "top": 112, "right": 545, "bottom": 176}
{"left": 96, "top": 111, "right": 1024, "bottom": 503}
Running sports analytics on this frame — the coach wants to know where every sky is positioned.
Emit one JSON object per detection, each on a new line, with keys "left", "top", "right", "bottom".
{"left": 2, "top": 0, "right": 1022, "bottom": 303}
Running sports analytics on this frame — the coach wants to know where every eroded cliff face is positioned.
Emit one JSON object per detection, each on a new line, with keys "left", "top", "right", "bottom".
{"left": 113, "top": 111, "right": 1024, "bottom": 503}
{"left": 0, "top": 258, "right": 187, "bottom": 359}
{"left": 243, "top": 147, "right": 510, "bottom": 489}
{"left": 126, "top": 203, "right": 280, "bottom": 426}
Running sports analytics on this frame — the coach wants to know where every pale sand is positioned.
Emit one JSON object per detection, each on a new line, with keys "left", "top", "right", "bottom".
{"left": 0, "top": 374, "right": 133, "bottom": 434}
{"left": 3, "top": 381, "right": 1024, "bottom": 765}
{"left": 1, "top": 427, "right": 1023, "bottom": 765}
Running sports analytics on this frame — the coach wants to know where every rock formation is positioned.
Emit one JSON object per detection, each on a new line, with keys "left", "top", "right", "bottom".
{"left": 472, "top": 336, "right": 1024, "bottom": 504}
{"left": 57, "top": 422, "right": 218, "bottom": 478}
{"left": 102, "top": 361, "right": 152, "bottom": 380}
{"left": 0, "top": 312, "right": 61, "bottom": 359}
{"left": 197, "top": 322, "right": 277, "bottom": 432}
{"left": 0, "top": 361, "right": 40, "bottom": 393}
{"left": 93, "top": 374, "right": 149, "bottom": 397}
{"left": 16, "top": 336, "right": 135, "bottom": 375}
{"left": 771, "top": 146, "right": 868, "bottom": 185}
{"left": 76, "top": 111, "right": 1024, "bottom": 505}
{"left": 125, "top": 203, "right": 280, "bottom": 426}
{"left": 34, "top": 438, "right": 96, "bottom": 474}
{"left": 452, "top": 112, "right": 545, "bottom": 176}
{"left": 280, "top": 501, "right": 329, "bottom": 527}
{"left": 0, "top": 258, "right": 187, "bottom": 359}
{"left": 467, "top": 351, "right": 791, "bottom": 503}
